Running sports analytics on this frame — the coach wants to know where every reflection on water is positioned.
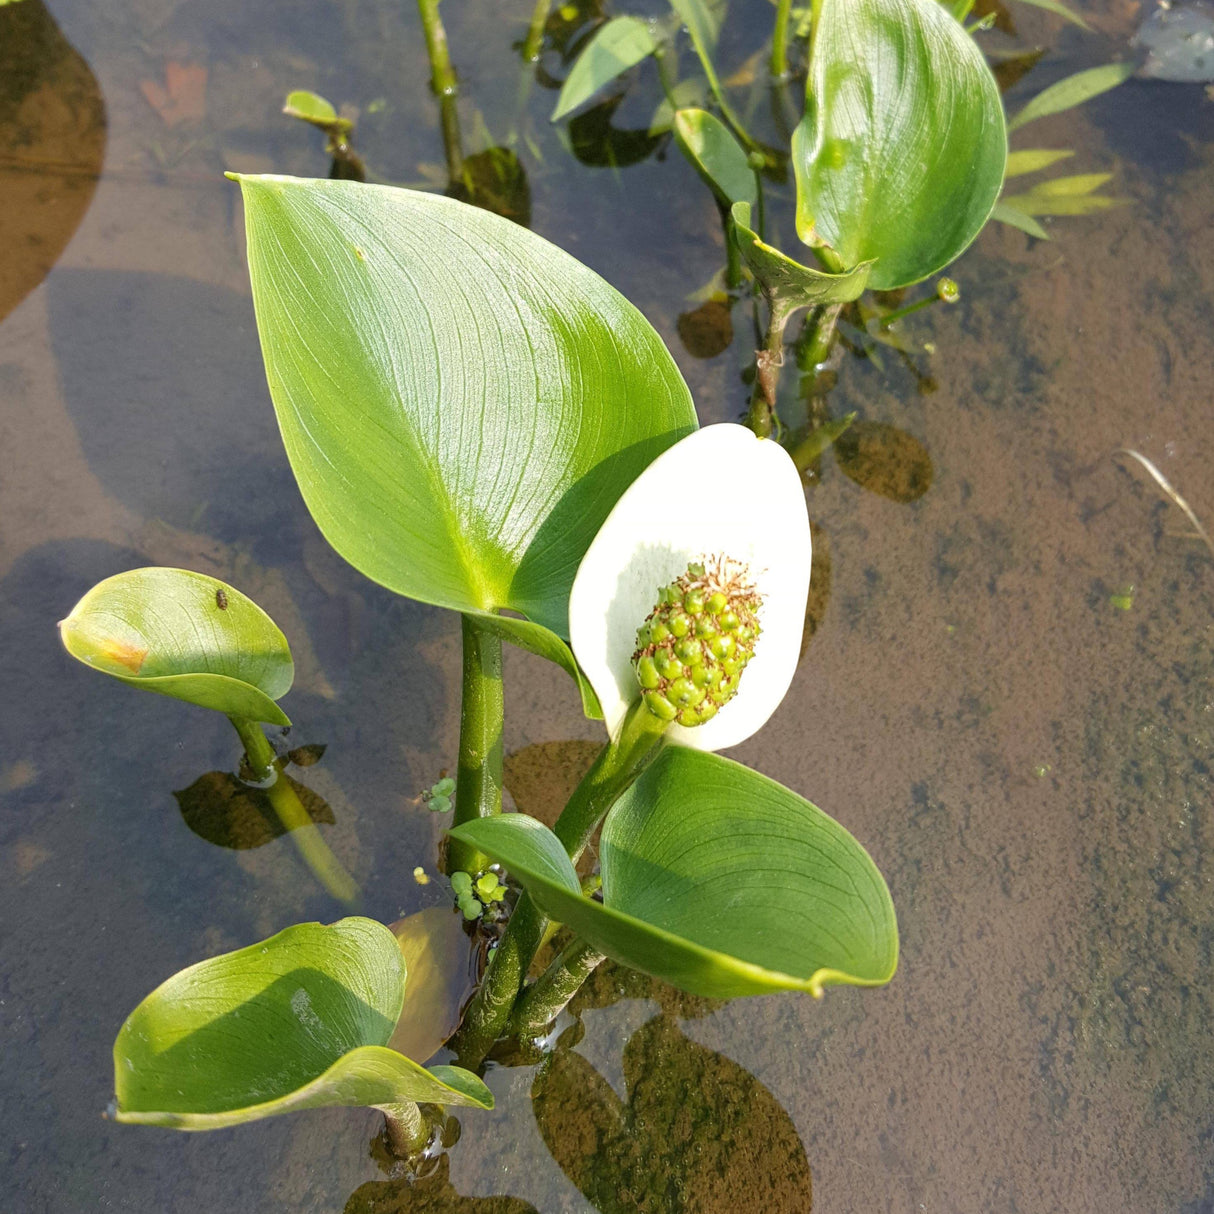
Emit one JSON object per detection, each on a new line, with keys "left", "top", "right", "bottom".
{"left": 532, "top": 1015, "right": 813, "bottom": 1213}
{"left": 0, "top": 0, "right": 105, "bottom": 323}
{"left": 346, "top": 1154, "right": 539, "bottom": 1214}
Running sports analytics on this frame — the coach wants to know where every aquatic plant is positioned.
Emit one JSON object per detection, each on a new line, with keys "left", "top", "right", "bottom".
{"left": 56, "top": 0, "right": 1087, "bottom": 1165}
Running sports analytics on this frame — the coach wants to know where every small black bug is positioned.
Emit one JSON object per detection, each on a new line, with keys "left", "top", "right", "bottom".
{"left": 215, "top": 588, "right": 229, "bottom": 610}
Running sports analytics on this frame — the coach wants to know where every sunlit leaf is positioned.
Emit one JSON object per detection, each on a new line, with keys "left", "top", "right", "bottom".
{"left": 673, "top": 108, "right": 756, "bottom": 208}
{"left": 1023, "top": 171, "right": 1112, "bottom": 196}
{"left": 59, "top": 566, "right": 293, "bottom": 726}
{"left": 551, "top": 16, "right": 659, "bottom": 121}
{"left": 283, "top": 89, "right": 351, "bottom": 135}
{"left": 731, "top": 202, "right": 871, "bottom": 316}
{"left": 1004, "top": 147, "right": 1074, "bottom": 177}
{"left": 1007, "top": 0, "right": 1088, "bottom": 28}
{"left": 1006, "top": 61, "right": 1135, "bottom": 133}
{"left": 113, "top": 918, "right": 493, "bottom": 1129}
{"left": 450, "top": 748, "right": 898, "bottom": 999}
{"left": 231, "top": 176, "right": 696, "bottom": 698}
{"left": 991, "top": 199, "right": 1050, "bottom": 238}
{"left": 793, "top": 0, "right": 1006, "bottom": 289}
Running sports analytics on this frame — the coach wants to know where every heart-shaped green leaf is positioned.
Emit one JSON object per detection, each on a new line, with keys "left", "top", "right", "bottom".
{"left": 450, "top": 748, "right": 898, "bottom": 999}
{"left": 673, "top": 109, "right": 756, "bottom": 208}
{"left": 793, "top": 0, "right": 1006, "bottom": 289}
{"left": 232, "top": 176, "right": 696, "bottom": 695}
{"left": 552, "top": 16, "right": 659, "bottom": 121}
{"left": 113, "top": 918, "right": 492, "bottom": 1129}
{"left": 59, "top": 567, "right": 293, "bottom": 726}
{"left": 731, "top": 201, "right": 872, "bottom": 315}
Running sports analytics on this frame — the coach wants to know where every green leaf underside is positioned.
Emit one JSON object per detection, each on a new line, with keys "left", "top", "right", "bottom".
{"left": 451, "top": 749, "right": 898, "bottom": 998}
{"left": 114, "top": 918, "right": 491, "bottom": 1128}
{"left": 731, "top": 202, "right": 872, "bottom": 313}
{"left": 673, "top": 109, "right": 756, "bottom": 208}
{"left": 794, "top": 0, "right": 1006, "bottom": 289}
{"left": 59, "top": 567, "right": 293, "bottom": 726}
{"left": 1006, "top": 62, "right": 1135, "bottom": 133}
{"left": 991, "top": 200, "right": 1050, "bottom": 239}
{"left": 552, "top": 17, "right": 659, "bottom": 121}
{"left": 234, "top": 176, "right": 696, "bottom": 652}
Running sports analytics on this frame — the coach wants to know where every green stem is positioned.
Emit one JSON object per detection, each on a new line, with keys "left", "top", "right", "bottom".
{"left": 447, "top": 614, "right": 504, "bottom": 876}
{"left": 722, "top": 203, "right": 742, "bottom": 291}
{"left": 417, "top": 0, "right": 465, "bottom": 186}
{"left": 510, "top": 937, "right": 605, "bottom": 1039}
{"left": 451, "top": 700, "right": 667, "bottom": 1067}
{"left": 227, "top": 717, "right": 360, "bottom": 907}
{"left": 522, "top": 0, "right": 550, "bottom": 62}
{"left": 378, "top": 1101, "right": 428, "bottom": 1158}
{"left": 771, "top": 0, "right": 794, "bottom": 79}
{"left": 877, "top": 295, "right": 937, "bottom": 328}
{"left": 747, "top": 297, "right": 793, "bottom": 439}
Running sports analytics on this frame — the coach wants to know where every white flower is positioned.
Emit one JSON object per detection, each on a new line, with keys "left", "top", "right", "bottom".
{"left": 569, "top": 424, "right": 811, "bottom": 751}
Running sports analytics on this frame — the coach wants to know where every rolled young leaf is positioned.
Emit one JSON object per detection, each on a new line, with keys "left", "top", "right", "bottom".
{"left": 449, "top": 747, "right": 898, "bottom": 999}
{"left": 793, "top": 0, "right": 1006, "bottom": 289}
{"left": 231, "top": 176, "right": 697, "bottom": 701}
{"left": 113, "top": 918, "right": 492, "bottom": 1129}
{"left": 59, "top": 567, "right": 293, "bottom": 726}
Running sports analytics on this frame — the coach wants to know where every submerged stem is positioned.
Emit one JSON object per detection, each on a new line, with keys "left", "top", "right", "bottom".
{"left": 227, "top": 717, "right": 360, "bottom": 907}
{"left": 447, "top": 614, "right": 504, "bottom": 876}
{"left": 378, "top": 1101, "right": 429, "bottom": 1158}
{"left": 417, "top": 0, "right": 464, "bottom": 186}
{"left": 450, "top": 700, "right": 667, "bottom": 1067}
{"left": 510, "top": 937, "right": 605, "bottom": 1039}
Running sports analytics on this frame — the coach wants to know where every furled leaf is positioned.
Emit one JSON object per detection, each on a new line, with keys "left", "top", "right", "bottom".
{"left": 113, "top": 918, "right": 492, "bottom": 1129}
{"left": 1006, "top": 61, "right": 1135, "bottom": 133}
{"left": 673, "top": 108, "right": 756, "bottom": 208}
{"left": 991, "top": 199, "right": 1050, "bottom": 239}
{"left": 1007, "top": 0, "right": 1088, "bottom": 28}
{"left": 1004, "top": 147, "right": 1074, "bottom": 177}
{"left": 731, "top": 202, "right": 871, "bottom": 315}
{"left": 793, "top": 0, "right": 1006, "bottom": 289}
{"left": 450, "top": 748, "right": 898, "bottom": 999}
{"left": 231, "top": 176, "right": 696, "bottom": 691}
{"left": 551, "top": 17, "right": 659, "bottom": 121}
{"left": 59, "top": 567, "right": 293, "bottom": 726}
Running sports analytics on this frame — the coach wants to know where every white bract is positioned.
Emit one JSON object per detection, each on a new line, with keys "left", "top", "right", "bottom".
{"left": 569, "top": 424, "right": 812, "bottom": 751}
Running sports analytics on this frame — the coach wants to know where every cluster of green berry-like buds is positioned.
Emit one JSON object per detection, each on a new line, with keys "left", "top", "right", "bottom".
{"left": 632, "top": 556, "right": 762, "bottom": 727}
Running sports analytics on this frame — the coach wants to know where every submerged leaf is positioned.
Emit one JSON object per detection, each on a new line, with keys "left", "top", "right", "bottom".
{"left": 450, "top": 748, "right": 898, "bottom": 999}
{"left": 1006, "top": 61, "right": 1135, "bottom": 133}
{"left": 793, "top": 0, "right": 1006, "bottom": 289}
{"left": 1004, "top": 147, "right": 1074, "bottom": 177}
{"left": 991, "top": 199, "right": 1050, "bottom": 239}
{"left": 114, "top": 918, "right": 492, "bottom": 1129}
{"left": 59, "top": 567, "right": 293, "bottom": 725}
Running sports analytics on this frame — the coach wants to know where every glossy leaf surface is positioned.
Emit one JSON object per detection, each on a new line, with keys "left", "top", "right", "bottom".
{"left": 552, "top": 17, "right": 659, "bottom": 121}
{"left": 59, "top": 566, "right": 293, "bottom": 726}
{"left": 673, "top": 108, "right": 756, "bottom": 208}
{"left": 731, "top": 202, "right": 871, "bottom": 314}
{"left": 793, "top": 0, "right": 1006, "bottom": 289}
{"left": 451, "top": 748, "right": 898, "bottom": 998}
{"left": 233, "top": 175, "right": 696, "bottom": 665}
{"left": 114, "top": 918, "right": 492, "bottom": 1129}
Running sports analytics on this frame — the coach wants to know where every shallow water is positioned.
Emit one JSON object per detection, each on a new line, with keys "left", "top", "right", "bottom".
{"left": 2, "top": 0, "right": 1213, "bottom": 1210}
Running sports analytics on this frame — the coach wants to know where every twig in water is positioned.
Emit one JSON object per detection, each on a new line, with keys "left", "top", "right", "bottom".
{"left": 1113, "top": 448, "right": 1214, "bottom": 559}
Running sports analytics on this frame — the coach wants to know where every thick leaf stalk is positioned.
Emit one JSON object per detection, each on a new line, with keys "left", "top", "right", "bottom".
{"left": 510, "top": 936, "right": 605, "bottom": 1039}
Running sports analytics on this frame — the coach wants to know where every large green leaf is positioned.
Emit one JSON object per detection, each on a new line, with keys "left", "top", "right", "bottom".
{"left": 552, "top": 17, "right": 659, "bottom": 122}
{"left": 731, "top": 201, "right": 872, "bottom": 316}
{"left": 451, "top": 748, "right": 898, "bottom": 999}
{"left": 232, "top": 175, "right": 696, "bottom": 676}
{"left": 793, "top": 0, "right": 1006, "bottom": 289}
{"left": 59, "top": 567, "right": 293, "bottom": 726}
{"left": 113, "top": 918, "right": 492, "bottom": 1129}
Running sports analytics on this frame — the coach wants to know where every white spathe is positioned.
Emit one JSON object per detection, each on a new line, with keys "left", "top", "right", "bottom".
{"left": 569, "top": 424, "right": 811, "bottom": 751}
